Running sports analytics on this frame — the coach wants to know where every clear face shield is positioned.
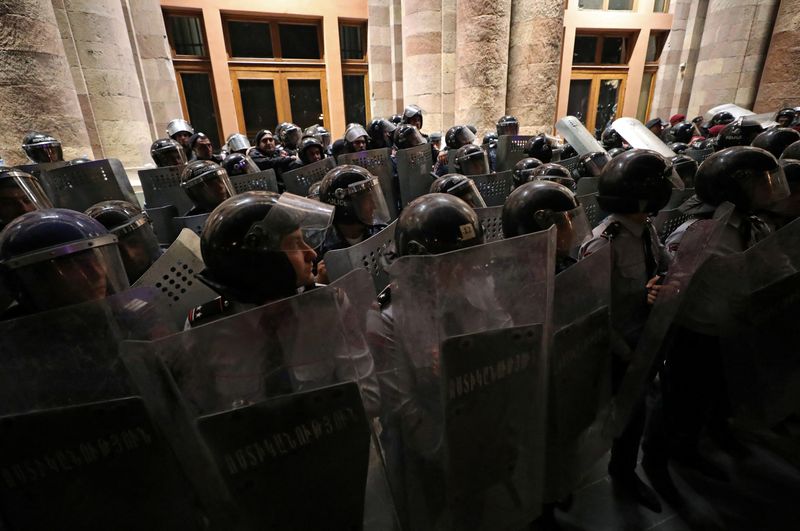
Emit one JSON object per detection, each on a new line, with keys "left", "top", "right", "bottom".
{"left": 457, "top": 150, "right": 490, "bottom": 176}
{"left": 452, "top": 128, "right": 476, "bottom": 148}
{"left": 25, "top": 141, "right": 64, "bottom": 163}
{"left": 0, "top": 172, "right": 53, "bottom": 229}
{"left": 113, "top": 215, "right": 162, "bottom": 283}
{"left": 246, "top": 193, "right": 334, "bottom": 252}
{"left": 497, "top": 121, "right": 519, "bottom": 136}
{"left": 397, "top": 127, "right": 426, "bottom": 149}
{"left": 542, "top": 205, "right": 592, "bottom": 258}
{"left": 335, "top": 177, "right": 391, "bottom": 226}
{"left": 581, "top": 151, "right": 612, "bottom": 177}
{"left": 537, "top": 175, "right": 577, "bottom": 192}
{"left": 446, "top": 178, "right": 487, "bottom": 208}
{"left": 2, "top": 236, "right": 129, "bottom": 312}
{"left": 284, "top": 128, "right": 303, "bottom": 149}
{"left": 740, "top": 165, "right": 791, "bottom": 211}
{"left": 183, "top": 168, "right": 235, "bottom": 209}
{"left": 153, "top": 145, "right": 188, "bottom": 167}
{"left": 317, "top": 130, "right": 332, "bottom": 149}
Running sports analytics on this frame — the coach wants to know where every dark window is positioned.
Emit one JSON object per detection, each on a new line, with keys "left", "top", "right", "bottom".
{"left": 340, "top": 24, "right": 365, "bottom": 61}
{"left": 654, "top": 0, "right": 669, "bottom": 12}
{"left": 180, "top": 73, "right": 220, "bottom": 146}
{"left": 601, "top": 37, "right": 625, "bottom": 64}
{"left": 288, "top": 80, "right": 323, "bottom": 128}
{"left": 567, "top": 79, "right": 591, "bottom": 125}
{"left": 646, "top": 33, "right": 665, "bottom": 62}
{"left": 578, "top": 0, "right": 603, "bottom": 8}
{"left": 169, "top": 15, "right": 205, "bottom": 56}
{"left": 608, "top": 0, "right": 633, "bottom": 9}
{"left": 279, "top": 24, "right": 321, "bottom": 59}
{"left": 573, "top": 36, "right": 597, "bottom": 64}
{"left": 238, "top": 79, "right": 279, "bottom": 139}
{"left": 228, "top": 21, "right": 273, "bottom": 58}
{"left": 343, "top": 75, "right": 366, "bottom": 126}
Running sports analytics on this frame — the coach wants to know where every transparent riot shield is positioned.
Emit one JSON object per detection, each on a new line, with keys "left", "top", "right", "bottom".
{"left": 612, "top": 117, "right": 676, "bottom": 159}
{"left": 338, "top": 148, "right": 398, "bottom": 220}
{"left": 39, "top": 158, "right": 139, "bottom": 211}
{"left": 396, "top": 143, "right": 435, "bottom": 207}
{"left": 559, "top": 155, "right": 581, "bottom": 173}
{"left": 577, "top": 192, "right": 608, "bottom": 228}
{"left": 471, "top": 170, "right": 514, "bottom": 207}
{"left": 0, "top": 289, "right": 231, "bottom": 530}
{"left": 385, "top": 229, "right": 556, "bottom": 530}
{"left": 133, "top": 229, "right": 219, "bottom": 329}
{"left": 703, "top": 103, "right": 755, "bottom": 123}
{"left": 665, "top": 187, "right": 695, "bottom": 209}
{"left": 122, "top": 283, "right": 397, "bottom": 530}
{"left": 496, "top": 135, "right": 532, "bottom": 172}
{"left": 229, "top": 168, "right": 279, "bottom": 194}
{"left": 138, "top": 164, "right": 193, "bottom": 212}
{"left": 607, "top": 203, "right": 735, "bottom": 437}
{"left": 474, "top": 206, "right": 504, "bottom": 242}
{"left": 172, "top": 212, "right": 210, "bottom": 236}
{"left": 282, "top": 157, "right": 336, "bottom": 196}
{"left": 684, "top": 146, "right": 715, "bottom": 164}
{"left": 555, "top": 116, "right": 607, "bottom": 156}
{"left": 324, "top": 222, "right": 397, "bottom": 294}
{"left": 546, "top": 245, "right": 613, "bottom": 501}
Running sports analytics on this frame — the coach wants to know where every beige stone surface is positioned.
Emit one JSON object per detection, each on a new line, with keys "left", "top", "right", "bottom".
{"left": 754, "top": 0, "right": 800, "bottom": 112}
{"left": 0, "top": 0, "right": 92, "bottom": 165}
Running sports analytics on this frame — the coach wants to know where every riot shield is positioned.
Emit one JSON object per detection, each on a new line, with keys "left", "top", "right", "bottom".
{"left": 703, "top": 103, "right": 755, "bottom": 122}
{"left": 546, "top": 244, "right": 613, "bottom": 501}
{"left": 338, "top": 148, "right": 398, "bottom": 219}
{"left": 653, "top": 208, "right": 691, "bottom": 241}
{"left": 229, "top": 168, "right": 279, "bottom": 194}
{"left": 145, "top": 204, "right": 180, "bottom": 246}
{"left": 324, "top": 222, "right": 397, "bottom": 294}
{"left": 496, "top": 135, "right": 533, "bottom": 172}
{"left": 555, "top": 116, "right": 607, "bottom": 156}
{"left": 665, "top": 187, "right": 695, "bottom": 209}
{"left": 396, "top": 143, "right": 434, "bottom": 207}
{"left": 282, "top": 157, "right": 336, "bottom": 196}
{"left": 684, "top": 147, "right": 715, "bottom": 164}
{"left": 172, "top": 212, "right": 210, "bottom": 236}
{"left": 559, "top": 155, "right": 581, "bottom": 173}
{"left": 133, "top": 229, "right": 219, "bottom": 329}
{"left": 475, "top": 206, "right": 504, "bottom": 242}
{"left": 607, "top": 203, "right": 735, "bottom": 436}
{"left": 612, "top": 117, "right": 676, "bottom": 159}
{"left": 577, "top": 192, "right": 608, "bottom": 228}
{"left": 138, "top": 164, "right": 193, "bottom": 212}
{"left": 471, "top": 170, "right": 514, "bottom": 207}
{"left": 386, "top": 229, "right": 556, "bottom": 530}
{"left": 575, "top": 176, "right": 599, "bottom": 196}
{"left": 39, "top": 158, "right": 139, "bottom": 211}
{"left": 447, "top": 149, "right": 458, "bottom": 170}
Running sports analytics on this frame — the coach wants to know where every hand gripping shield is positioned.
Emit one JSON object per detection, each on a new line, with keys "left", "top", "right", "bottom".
{"left": 338, "top": 148, "right": 399, "bottom": 220}
{"left": 396, "top": 143, "right": 435, "bottom": 207}
{"left": 282, "top": 157, "right": 336, "bottom": 196}
{"left": 121, "top": 280, "right": 396, "bottom": 530}
{"left": 385, "top": 229, "right": 556, "bottom": 530}
{"left": 556, "top": 116, "right": 608, "bottom": 157}
{"left": 496, "top": 135, "right": 533, "bottom": 173}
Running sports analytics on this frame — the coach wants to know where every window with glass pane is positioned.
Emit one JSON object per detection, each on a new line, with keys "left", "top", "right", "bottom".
{"left": 343, "top": 75, "right": 366, "bottom": 126}
{"left": 608, "top": 0, "right": 633, "bottom": 10}
{"left": 595, "top": 79, "right": 621, "bottom": 136}
{"left": 567, "top": 80, "right": 592, "bottom": 125}
{"left": 574, "top": 36, "right": 598, "bottom": 64}
{"left": 601, "top": 37, "right": 625, "bottom": 64}
{"left": 228, "top": 21, "right": 273, "bottom": 58}
{"left": 279, "top": 24, "right": 321, "bottom": 59}
{"left": 340, "top": 25, "right": 365, "bottom": 61}
{"left": 181, "top": 73, "right": 220, "bottom": 146}
{"left": 637, "top": 72, "right": 655, "bottom": 122}
{"left": 654, "top": 0, "right": 669, "bottom": 12}
{"left": 578, "top": 0, "right": 603, "bottom": 8}
{"left": 646, "top": 34, "right": 665, "bottom": 62}
{"left": 238, "top": 79, "right": 279, "bottom": 139}
{"left": 288, "top": 80, "right": 323, "bottom": 128}
{"left": 169, "top": 16, "right": 205, "bottom": 56}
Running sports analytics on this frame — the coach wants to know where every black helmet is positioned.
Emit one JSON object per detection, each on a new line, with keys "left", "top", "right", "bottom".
{"left": 389, "top": 114, "right": 403, "bottom": 125}
{"left": 577, "top": 151, "right": 611, "bottom": 178}
{"left": 429, "top": 174, "right": 487, "bottom": 208}
{"left": 85, "top": 200, "right": 161, "bottom": 283}
{"left": 150, "top": 138, "right": 187, "bottom": 167}
{"left": 710, "top": 111, "right": 736, "bottom": 127}
{"left": 200, "top": 192, "right": 333, "bottom": 304}
{"left": 716, "top": 117, "right": 765, "bottom": 149}
{"left": 770, "top": 159, "right": 800, "bottom": 218}
{"left": 221, "top": 153, "right": 259, "bottom": 176}
{"left": 401, "top": 105, "right": 424, "bottom": 129}
{"left": 0, "top": 167, "right": 53, "bottom": 230}
{"left": 559, "top": 143, "right": 578, "bottom": 159}
{"left": 189, "top": 132, "right": 211, "bottom": 149}
{"left": 502, "top": 181, "right": 591, "bottom": 257}
{"left": 695, "top": 146, "right": 789, "bottom": 212}
{"left": 278, "top": 123, "right": 302, "bottom": 149}
{"left": 319, "top": 165, "right": 391, "bottom": 226}
{"left": 512, "top": 157, "right": 544, "bottom": 188}
{"left": 601, "top": 127, "right": 623, "bottom": 149}
{"left": 672, "top": 155, "right": 699, "bottom": 187}
{"left": 307, "top": 180, "right": 322, "bottom": 201}
{"left": 367, "top": 118, "right": 397, "bottom": 149}
{"left": 751, "top": 127, "right": 800, "bottom": 159}
{"left": 531, "top": 163, "right": 576, "bottom": 191}
{"left": 395, "top": 194, "right": 484, "bottom": 256}
{"left": 496, "top": 115, "right": 519, "bottom": 136}
{"left": 0, "top": 209, "right": 128, "bottom": 312}
{"left": 482, "top": 132, "right": 499, "bottom": 147}
{"left": 180, "top": 160, "right": 235, "bottom": 212}
{"left": 445, "top": 125, "right": 476, "bottom": 150}
{"left": 393, "top": 124, "right": 426, "bottom": 150}
{"left": 296, "top": 136, "right": 325, "bottom": 164}
{"left": 666, "top": 142, "right": 689, "bottom": 155}
{"left": 775, "top": 108, "right": 796, "bottom": 127}
{"left": 22, "top": 132, "right": 63, "bottom": 164}
{"left": 781, "top": 139, "right": 800, "bottom": 160}
{"left": 597, "top": 149, "right": 680, "bottom": 214}
{"left": 454, "top": 145, "right": 489, "bottom": 176}
{"left": 525, "top": 135, "right": 553, "bottom": 163}
{"left": 303, "top": 125, "right": 332, "bottom": 149}
{"left": 668, "top": 122, "right": 694, "bottom": 144}
{"left": 344, "top": 124, "right": 369, "bottom": 151}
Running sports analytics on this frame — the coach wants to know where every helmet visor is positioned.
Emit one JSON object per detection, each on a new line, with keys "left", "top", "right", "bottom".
{"left": 496, "top": 122, "right": 519, "bottom": 136}
{"left": 153, "top": 146, "right": 188, "bottom": 167}
{"left": 250, "top": 193, "right": 335, "bottom": 251}
{"left": 457, "top": 150, "right": 490, "bottom": 176}
{"left": 397, "top": 127, "right": 426, "bottom": 149}
{"left": 185, "top": 169, "right": 235, "bottom": 208}
{"left": 537, "top": 175, "right": 577, "bottom": 192}
{"left": 741, "top": 165, "right": 790, "bottom": 210}
{"left": 25, "top": 142, "right": 63, "bottom": 164}
{"left": 0, "top": 173, "right": 53, "bottom": 228}
{"left": 317, "top": 131, "right": 332, "bottom": 149}
{"left": 116, "top": 222, "right": 162, "bottom": 283}
{"left": 447, "top": 179, "right": 487, "bottom": 208}
{"left": 452, "top": 128, "right": 476, "bottom": 148}
{"left": 284, "top": 128, "right": 302, "bottom": 148}
{"left": 581, "top": 152, "right": 612, "bottom": 177}
{"left": 549, "top": 205, "right": 592, "bottom": 258}
{"left": 337, "top": 177, "right": 391, "bottom": 226}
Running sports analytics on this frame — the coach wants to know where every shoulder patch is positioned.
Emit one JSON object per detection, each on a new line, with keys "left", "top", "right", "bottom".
{"left": 187, "top": 296, "right": 232, "bottom": 327}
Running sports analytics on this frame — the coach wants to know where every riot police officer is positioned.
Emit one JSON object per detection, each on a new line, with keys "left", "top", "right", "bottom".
{"left": 0, "top": 167, "right": 53, "bottom": 231}
{"left": 394, "top": 125, "right": 427, "bottom": 150}
{"left": 645, "top": 118, "right": 666, "bottom": 139}
{"left": 277, "top": 123, "right": 303, "bottom": 155}
{"left": 751, "top": 127, "right": 800, "bottom": 159}
{"left": 429, "top": 173, "right": 487, "bottom": 208}
{"left": 344, "top": 124, "right": 370, "bottom": 153}
{"left": 221, "top": 153, "right": 260, "bottom": 176}
{"left": 249, "top": 129, "right": 296, "bottom": 180}
{"left": 180, "top": 160, "right": 235, "bottom": 216}
{"left": 576, "top": 151, "right": 611, "bottom": 179}
{"left": 304, "top": 124, "right": 333, "bottom": 156}
{"left": 150, "top": 138, "right": 187, "bottom": 168}
{"left": 226, "top": 133, "right": 251, "bottom": 155}
{"left": 774, "top": 108, "right": 796, "bottom": 128}
{"left": 166, "top": 118, "right": 194, "bottom": 159}
{"left": 532, "top": 163, "right": 577, "bottom": 191}
{"left": 512, "top": 157, "right": 544, "bottom": 188}
{"left": 601, "top": 127, "right": 624, "bottom": 150}
{"left": 85, "top": 200, "right": 162, "bottom": 283}
{"left": 190, "top": 133, "right": 223, "bottom": 163}
{"left": 437, "top": 125, "right": 477, "bottom": 176}
{"left": 368, "top": 119, "right": 397, "bottom": 150}
{"left": 483, "top": 132, "right": 499, "bottom": 171}
{"left": 525, "top": 134, "right": 553, "bottom": 163}
{"left": 496, "top": 115, "right": 519, "bottom": 137}
{"left": 287, "top": 136, "right": 326, "bottom": 171}
{"left": 401, "top": 104, "right": 425, "bottom": 133}
{"left": 21, "top": 132, "right": 64, "bottom": 164}
{"left": 454, "top": 145, "right": 490, "bottom": 176}
{"left": 666, "top": 122, "right": 694, "bottom": 145}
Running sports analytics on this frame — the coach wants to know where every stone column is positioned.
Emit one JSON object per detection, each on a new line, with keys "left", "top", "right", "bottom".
{"left": 0, "top": 0, "right": 92, "bottom": 165}
{"left": 368, "top": 0, "right": 395, "bottom": 118}
{"left": 402, "top": 0, "right": 444, "bottom": 133}
{"left": 59, "top": 0, "right": 153, "bottom": 168}
{"left": 123, "top": 0, "right": 183, "bottom": 138}
{"left": 390, "top": 0, "right": 404, "bottom": 114}
{"left": 686, "top": 0, "right": 779, "bottom": 117}
{"left": 754, "top": 0, "right": 800, "bottom": 113}
{"left": 454, "top": 0, "right": 512, "bottom": 137}
{"left": 440, "top": 0, "right": 457, "bottom": 133}
{"left": 505, "top": 0, "right": 564, "bottom": 135}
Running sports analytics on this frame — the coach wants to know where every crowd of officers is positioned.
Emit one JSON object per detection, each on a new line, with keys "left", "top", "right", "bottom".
{"left": 1, "top": 102, "right": 800, "bottom": 529}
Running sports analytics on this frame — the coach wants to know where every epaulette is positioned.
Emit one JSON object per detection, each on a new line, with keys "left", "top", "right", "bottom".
{"left": 377, "top": 285, "right": 392, "bottom": 308}
{"left": 601, "top": 221, "right": 622, "bottom": 241}
{"left": 187, "top": 296, "right": 232, "bottom": 327}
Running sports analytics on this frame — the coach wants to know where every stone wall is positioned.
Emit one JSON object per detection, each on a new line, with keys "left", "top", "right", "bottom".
{"left": 402, "top": 0, "right": 444, "bottom": 133}
{"left": 368, "top": 0, "right": 395, "bottom": 118}
{"left": 650, "top": 0, "right": 694, "bottom": 120}
{"left": 754, "top": 0, "right": 800, "bottom": 112}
